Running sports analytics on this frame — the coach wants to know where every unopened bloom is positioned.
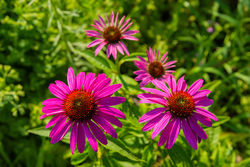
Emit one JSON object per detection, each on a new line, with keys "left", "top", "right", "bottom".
{"left": 41, "top": 67, "right": 126, "bottom": 154}
{"left": 138, "top": 75, "right": 218, "bottom": 149}
{"left": 86, "top": 11, "right": 139, "bottom": 59}
{"left": 134, "top": 48, "right": 176, "bottom": 87}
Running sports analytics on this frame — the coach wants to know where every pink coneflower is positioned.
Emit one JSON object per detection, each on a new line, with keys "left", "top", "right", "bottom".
{"left": 134, "top": 48, "right": 177, "bottom": 87}
{"left": 41, "top": 67, "right": 126, "bottom": 154}
{"left": 138, "top": 75, "right": 218, "bottom": 149}
{"left": 86, "top": 11, "right": 139, "bottom": 59}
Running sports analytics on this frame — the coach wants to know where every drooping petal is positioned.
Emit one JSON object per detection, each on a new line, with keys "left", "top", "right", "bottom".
{"left": 45, "top": 114, "right": 63, "bottom": 128}
{"left": 151, "top": 113, "right": 171, "bottom": 139}
{"left": 195, "top": 107, "right": 218, "bottom": 121}
{"left": 51, "top": 120, "right": 72, "bottom": 144}
{"left": 87, "top": 39, "right": 104, "bottom": 48}
{"left": 119, "top": 41, "right": 129, "bottom": 55}
{"left": 158, "top": 117, "right": 174, "bottom": 147}
{"left": 97, "top": 107, "right": 126, "bottom": 119}
{"left": 97, "top": 112, "right": 122, "bottom": 128}
{"left": 166, "top": 118, "right": 181, "bottom": 149}
{"left": 195, "top": 97, "right": 213, "bottom": 107}
{"left": 188, "top": 116, "right": 208, "bottom": 139}
{"left": 88, "top": 121, "right": 108, "bottom": 145}
{"left": 182, "top": 119, "right": 198, "bottom": 149}
{"left": 77, "top": 122, "right": 86, "bottom": 153}
{"left": 142, "top": 113, "right": 164, "bottom": 131}
{"left": 192, "top": 113, "right": 212, "bottom": 127}
{"left": 49, "top": 116, "right": 67, "bottom": 137}
{"left": 70, "top": 122, "right": 78, "bottom": 154}
{"left": 83, "top": 122, "right": 98, "bottom": 152}
{"left": 139, "top": 107, "right": 166, "bottom": 123}
{"left": 92, "top": 115, "right": 117, "bottom": 138}
{"left": 95, "top": 41, "right": 108, "bottom": 57}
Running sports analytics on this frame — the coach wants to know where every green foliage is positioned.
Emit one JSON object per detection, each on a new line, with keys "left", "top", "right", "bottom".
{"left": 0, "top": 0, "right": 249, "bottom": 166}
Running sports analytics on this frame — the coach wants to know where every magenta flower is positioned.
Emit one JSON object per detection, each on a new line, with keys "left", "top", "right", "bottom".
{"left": 41, "top": 67, "right": 126, "bottom": 154}
{"left": 138, "top": 75, "right": 218, "bottom": 149}
{"left": 134, "top": 48, "right": 177, "bottom": 87}
{"left": 86, "top": 11, "right": 139, "bottom": 59}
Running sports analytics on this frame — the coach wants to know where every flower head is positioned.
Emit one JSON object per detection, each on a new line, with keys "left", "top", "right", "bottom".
{"left": 138, "top": 75, "right": 218, "bottom": 149}
{"left": 41, "top": 67, "right": 126, "bottom": 154}
{"left": 86, "top": 11, "right": 139, "bottom": 59}
{"left": 134, "top": 48, "right": 177, "bottom": 87}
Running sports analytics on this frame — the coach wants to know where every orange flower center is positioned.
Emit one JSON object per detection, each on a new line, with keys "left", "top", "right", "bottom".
{"left": 103, "top": 26, "right": 121, "bottom": 43}
{"left": 148, "top": 61, "right": 165, "bottom": 78}
{"left": 168, "top": 91, "right": 195, "bottom": 118}
{"left": 63, "top": 90, "right": 96, "bottom": 121}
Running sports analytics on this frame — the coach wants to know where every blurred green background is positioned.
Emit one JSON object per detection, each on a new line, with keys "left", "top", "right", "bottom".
{"left": 0, "top": 0, "right": 249, "bottom": 166}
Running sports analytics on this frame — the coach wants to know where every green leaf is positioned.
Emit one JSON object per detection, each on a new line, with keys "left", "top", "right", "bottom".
{"left": 118, "top": 52, "right": 146, "bottom": 66}
{"left": 202, "top": 80, "right": 222, "bottom": 91}
{"left": 71, "top": 152, "right": 88, "bottom": 166}
{"left": 103, "top": 136, "right": 145, "bottom": 162}
{"left": 28, "top": 127, "right": 70, "bottom": 143}
{"left": 213, "top": 116, "right": 230, "bottom": 127}
{"left": 67, "top": 42, "right": 113, "bottom": 72}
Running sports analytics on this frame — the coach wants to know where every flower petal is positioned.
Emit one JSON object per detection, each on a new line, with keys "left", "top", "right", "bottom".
{"left": 195, "top": 107, "right": 218, "bottom": 121}
{"left": 67, "top": 67, "right": 76, "bottom": 91}
{"left": 55, "top": 80, "right": 71, "bottom": 95}
{"left": 176, "top": 76, "right": 187, "bottom": 92}
{"left": 49, "top": 84, "right": 66, "bottom": 100}
{"left": 188, "top": 116, "right": 208, "bottom": 139}
{"left": 76, "top": 72, "right": 85, "bottom": 90}
{"left": 139, "top": 107, "right": 166, "bottom": 123}
{"left": 193, "top": 90, "right": 211, "bottom": 100}
{"left": 70, "top": 122, "right": 78, "bottom": 154}
{"left": 166, "top": 75, "right": 176, "bottom": 93}
{"left": 83, "top": 122, "right": 98, "bottom": 152}
{"left": 98, "top": 97, "right": 126, "bottom": 106}
{"left": 92, "top": 115, "right": 117, "bottom": 138}
{"left": 187, "top": 79, "right": 204, "bottom": 96}
{"left": 166, "top": 118, "right": 181, "bottom": 149}
{"left": 42, "top": 98, "right": 63, "bottom": 106}
{"left": 192, "top": 113, "right": 212, "bottom": 127}
{"left": 97, "top": 107, "right": 126, "bottom": 119}
{"left": 88, "top": 121, "right": 108, "bottom": 145}
{"left": 142, "top": 113, "right": 164, "bottom": 131}
{"left": 152, "top": 80, "right": 171, "bottom": 97}
{"left": 195, "top": 97, "right": 213, "bottom": 107}
{"left": 95, "top": 41, "right": 108, "bottom": 57}
{"left": 182, "top": 119, "right": 198, "bottom": 150}
{"left": 77, "top": 122, "right": 86, "bottom": 153}
{"left": 51, "top": 120, "right": 72, "bottom": 144}
{"left": 45, "top": 114, "right": 63, "bottom": 128}
{"left": 151, "top": 113, "right": 171, "bottom": 139}
{"left": 141, "top": 87, "right": 169, "bottom": 98}
{"left": 87, "top": 39, "right": 104, "bottom": 48}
